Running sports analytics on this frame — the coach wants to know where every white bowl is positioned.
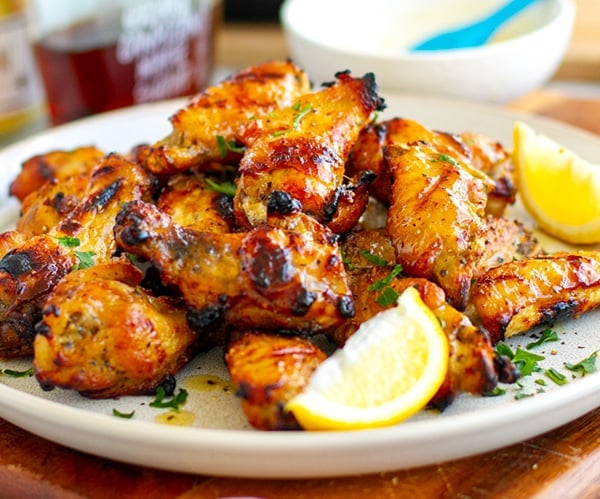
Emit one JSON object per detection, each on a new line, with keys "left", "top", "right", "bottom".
{"left": 280, "top": 0, "right": 575, "bottom": 103}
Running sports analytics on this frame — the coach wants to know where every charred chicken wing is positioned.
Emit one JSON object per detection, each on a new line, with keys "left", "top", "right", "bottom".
{"left": 34, "top": 261, "right": 201, "bottom": 398}
{"left": 114, "top": 200, "right": 354, "bottom": 334}
{"left": 141, "top": 60, "right": 311, "bottom": 175}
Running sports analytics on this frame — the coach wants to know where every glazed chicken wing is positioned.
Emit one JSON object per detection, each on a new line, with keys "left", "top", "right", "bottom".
{"left": 225, "top": 331, "right": 327, "bottom": 430}
{"left": 141, "top": 60, "right": 311, "bottom": 175}
{"left": 468, "top": 251, "right": 600, "bottom": 344}
{"left": 385, "top": 143, "right": 489, "bottom": 310}
{"left": 156, "top": 173, "right": 236, "bottom": 233}
{"left": 9, "top": 146, "right": 105, "bottom": 203}
{"left": 234, "top": 70, "right": 384, "bottom": 229}
{"left": 0, "top": 154, "right": 156, "bottom": 359}
{"left": 346, "top": 118, "right": 515, "bottom": 215}
{"left": 34, "top": 261, "right": 201, "bottom": 398}
{"left": 114, "top": 200, "right": 354, "bottom": 334}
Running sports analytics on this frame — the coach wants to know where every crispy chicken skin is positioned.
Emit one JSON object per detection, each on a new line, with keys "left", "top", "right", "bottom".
{"left": 346, "top": 118, "right": 515, "bottom": 215}
{"left": 16, "top": 174, "right": 89, "bottom": 237}
{"left": 0, "top": 154, "right": 156, "bottom": 359}
{"left": 34, "top": 262, "right": 201, "bottom": 398}
{"left": 234, "top": 71, "right": 384, "bottom": 229}
{"left": 113, "top": 200, "right": 354, "bottom": 334}
{"left": 469, "top": 251, "right": 600, "bottom": 344}
{"left": 385, "top": 143, "right": 489, "bottom": 310}
{"left": 225, "top": 332, "right": 327, "bottom": 430}
{"left": 156, "top": 173, "right": 236, "bottom": 233}
{"left": 141, "top": 60, "right": 311, "bottom": 175}
{"left": 9, "top": 146, "right": 105, "bottom": 203}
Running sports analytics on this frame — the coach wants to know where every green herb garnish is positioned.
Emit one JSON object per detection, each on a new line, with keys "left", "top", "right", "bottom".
{"left": 432, "top": 153, "right": 460, "bottom": 166}
{"left": 545, "top": 367, "right": 568, "bottom": 385}
{"left": 292, "top": 104, "right": 312, "bottom": 129}
{"left": 112, "top": 408, "right": 135, "bottom": 419}
{"left": 512, "top": 348, "right": 545, "bottom": 377}
{"left": 368, "top": 264, "right": 403, "bottom": 292}
{"left": 526, "top": 328, "right": 559, "bottom": 350}
{"left": 216, "top": 135, "right": 245, "bottom": 158}
{"left": 205, "top": 178, "right": 236, "bottom": 197}
{"left": 483, "top": 386, "right": 507, "bottom": 397}
{"left": 565, "top": 351, "right": 598, "bottom": 376}
{"left": 56, "top": 235, "right": 81, "bottom": 248}
{"left": 73, "top": 250, "right": 95, "bottom": 270}
{"left": 375, "top": 286, "right": 400, "bottom": 307}
{"left": 358, "top": 250, "right": 389, "bottom": 267}
{"left": 2, "top": 367, "right": 33, "bottom": 377}
{"left": 149, "top": 387, "right": 188, "bottom": 411}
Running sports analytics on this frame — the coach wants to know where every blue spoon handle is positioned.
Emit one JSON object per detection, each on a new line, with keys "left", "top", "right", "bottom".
{"left": 410, "top": 0, "right": 539, "bottom": 51}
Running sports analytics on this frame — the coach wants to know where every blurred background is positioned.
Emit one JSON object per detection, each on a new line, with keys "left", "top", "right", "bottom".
{"left": 0, "top": 0, "right": 598, "bottom": 146}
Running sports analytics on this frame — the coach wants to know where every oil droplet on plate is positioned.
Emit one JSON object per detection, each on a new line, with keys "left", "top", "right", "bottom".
{"left": 155, "top": 410, "right": 196, "bottom": 426}
{"left": 183, "top": 374, "right": 235, "bottom": 394}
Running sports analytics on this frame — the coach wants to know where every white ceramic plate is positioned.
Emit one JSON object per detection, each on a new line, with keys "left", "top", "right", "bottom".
{"left": 0, "top": 95, "right": 599, "bottom": 479}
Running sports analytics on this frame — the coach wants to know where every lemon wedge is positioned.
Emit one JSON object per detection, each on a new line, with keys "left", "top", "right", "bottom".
{"left": 285, "top": 287, "right": 448, "bottom": 431}
{"left": 513, "top": 121, "right": 600, "bottom": 244}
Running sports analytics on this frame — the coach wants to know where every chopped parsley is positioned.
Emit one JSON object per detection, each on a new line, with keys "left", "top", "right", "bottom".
{"left": 511, "top": 348, "right": 545, "bottom": 376}
{"left": 358, "top": 250, "right": 389, "bottom": 267}
{"left": 205, "top": 178, "right": 236, "bottom": 197}
{"left": 545, "top": 367, "right": 568, "bottom": 386}
{"left": 367, "top": 264, "right": 403, "bottom": 292}
{"left": 292, "top": 104, "right": 312, "bottom": 129}
{"left": 149, "top": 387, "right": 188, "bottom": 411}
{"left": 2, "top": 367, "right": 33, "bottom": 377}
{"left": 56, "top": 235, "right": 81, "bottom": 248}
{"left": 431, "top": 153, "right": 460, "bottom": 166}
{"left": 565, "top": 351, "right": 598, "bottom": 376}
{"left": 112, "top": 408, "right": 135, "bottom": 419}
{"left": 216, "top": 135, "right": 245, "bottom": 158}
{"left": 526, "top": 328, "right": 559, "bottom": 350}
{"left": 73, "top": 250, "right": 95, "bottom": 270}
{"left": 376, "top": 286, "right": 400, "bottom": 307}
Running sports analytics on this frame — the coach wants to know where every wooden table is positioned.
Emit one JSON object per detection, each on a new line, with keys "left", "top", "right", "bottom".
{"left": 2, "top": 11, "right": 600, "bottom": 498}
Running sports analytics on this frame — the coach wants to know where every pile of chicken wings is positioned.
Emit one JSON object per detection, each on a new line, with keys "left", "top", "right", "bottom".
{"left": 2, "top": 61, "right": 599, "bottom": 430}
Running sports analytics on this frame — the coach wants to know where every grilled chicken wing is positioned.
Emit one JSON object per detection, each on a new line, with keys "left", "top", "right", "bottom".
{"left": 0, "top": 155, "right": 155, "bottom": 359}
{"left": 156, "top": 173, "right": 236, "bottom": 233}
{"left": 114, "top": 200, "right": 354, "bottom": 334}
{"left": 468, "top": 251, "right": 600, "bottom": 344}
{"left": 225, "top": 331, "right": 327, "bottom": 430}
{"left": 34, "top": 261, "right": 201, "bottom": 398}
{"left": 346, "top": 118, "right": 515, "bottom": 215}
{"left": 385, "top": 143, "right": 489, "bottom": 310}
{"left": 234, "top": 70, "right": 384, "bottom": 229}
{"left": 9, "top": 146, "right": 105, "bottom": 203}
{"left": 141, "top": 61, "right": 311, "bottom": 175}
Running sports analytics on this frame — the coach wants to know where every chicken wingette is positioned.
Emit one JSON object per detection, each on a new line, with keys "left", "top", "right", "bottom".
{"left": 0, "top": 154, "right": 156, "bottom": 358}
{"left": 225, "top": 331, "right": 327, "bottom": 430}
{"left": 346, "top": 118, "right": 515, "bottom": 216}
{"left": 385, "top": 143, "right": 489, "bottom": 310}
{"left": 9, "top": 146, "right": 105, "bottom": 203}
{"left": 468, "top": 251, "right": 600, "bottom": 344}
{"left": 234, "top": 70, "right": 384, "bottom": 229}
{"left": 113, "top": 200, "right": 354, "bottom": 334}
{"left": 141, "top": 60, "right": 311, "bottom": 175}
{"left": 34, "top": 261, "right": 201, "bottom": 398}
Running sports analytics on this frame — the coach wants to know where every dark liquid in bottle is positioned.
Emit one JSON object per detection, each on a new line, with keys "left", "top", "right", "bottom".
{"left": 34, "top": 13, "right": 214, "bottom": 125}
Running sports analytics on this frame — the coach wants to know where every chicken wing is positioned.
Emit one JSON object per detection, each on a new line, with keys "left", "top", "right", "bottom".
{"left": 346, "top": 118, "right": 515, "bottom": 215}
{"left": 34, "top": 261, "right": 201, "bottom": 398}
{"left": 468, "top": 251, "right": 600, "bottom": 343}
{"left": 0, "top": 154, "right": 156, "bottom": 358}
{"left": 141, "top": 60, "right": 311, "bottom": 175}
{"left": 156, "top": 173, "right": 236, "bottom": 233}
{"left": 113, "top": 200, "right": 354, "bottom": 334}
{"left": 225, "top": 331, "right": 327, "bottom": 430}
{"left": 385, "top": 143, "right": 489, "bottom": 310}
{"left": 234, "top": 70, "right": 384, "bottom": 228}
{"left": 9, "top": 146, "right": 105, "bottom": 203}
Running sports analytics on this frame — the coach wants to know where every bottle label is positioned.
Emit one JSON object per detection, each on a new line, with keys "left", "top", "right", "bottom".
{"left": 116, "top": 0, "right": 212, "bottom": 104}
{"left": 0, "top": 12, "right": 44, "bottom": 115}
